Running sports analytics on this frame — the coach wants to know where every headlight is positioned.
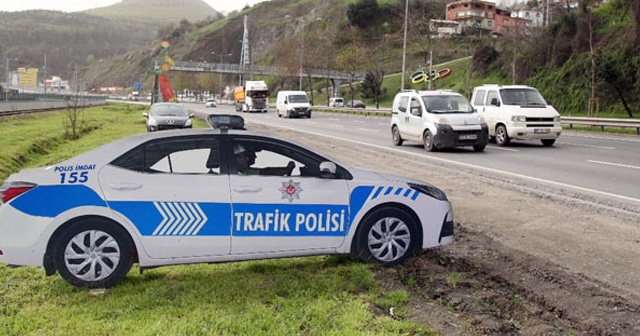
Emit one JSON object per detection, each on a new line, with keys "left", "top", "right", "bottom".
{"left": 148, "top": 118, "right": 157, "bottom": 126}
{"left": 553, "top": 115, "right": 561, "bottom": 122}
{"left": 511, "top": 115, "right": 526, "bottom": 122}
{"left": 438, "top": 118, "right": 450, "bottom": 125}
{"left": 185, "top": 119, "right": 192, "bottom": 127}
{"left": 408, "top": 182, "right": 448, "bottom": 201}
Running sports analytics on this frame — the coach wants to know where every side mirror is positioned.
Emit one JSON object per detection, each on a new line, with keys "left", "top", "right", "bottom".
{"left": 189, "top": 113, "right": 195, "bottom": 118}
{"left": 490, "top": 98, "right": 500, "bottom": 106}
{"left": 319, "top": 161, "right": 337, "bottom": 178}
{"left": 143, "top": 112, "right": 149, "bottom": 118}
{"left": 411, "top": 107, "right": 422, "bottom": 116}
{"left": 284, "top": 99, "right": 287, "bottom": 104}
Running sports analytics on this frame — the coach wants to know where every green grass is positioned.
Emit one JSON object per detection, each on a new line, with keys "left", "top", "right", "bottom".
{"left": 0, "top": 103, "right": 434, "bottom": 336}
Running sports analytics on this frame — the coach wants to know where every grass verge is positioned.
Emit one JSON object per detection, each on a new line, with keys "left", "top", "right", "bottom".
{"left": 0, "top": 103, "right": 434, "bottom": 336}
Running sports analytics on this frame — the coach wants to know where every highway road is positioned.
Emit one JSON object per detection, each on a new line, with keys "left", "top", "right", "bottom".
{"left": 188, "top": 103, "right": 640, "bottom": 209}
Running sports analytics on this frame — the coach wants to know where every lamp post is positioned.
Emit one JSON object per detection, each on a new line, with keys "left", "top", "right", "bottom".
{"left": 401, "top": 0, "right": 409, "bottom": 91}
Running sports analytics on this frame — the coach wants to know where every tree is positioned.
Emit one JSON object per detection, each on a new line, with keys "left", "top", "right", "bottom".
{"left": 347, "top": 0, "right": 380, "bottom": 29}
{"left": 335, "top": 43, "right": 367, "bottom": 106}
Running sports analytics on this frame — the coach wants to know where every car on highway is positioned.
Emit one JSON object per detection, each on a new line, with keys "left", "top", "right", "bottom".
{"left": 0, "top": 115, "right": 454, "bottom": 288}
{"left": 205, "top": 98, "right": 217, "bottom": 108}
{"left": 329, "top": 97, "right": 344, "bottom": 107}
{"left": 471, "top": 84, "right": 561, "bottom": 146}
{"left": 347, "top": 99, "right": 366, "bottom": 108}
{"left": 391, "top": 90, "right": 489, "bottom": 152}
{"left": 143, "top": 102, "right": 194, "bottom": 132}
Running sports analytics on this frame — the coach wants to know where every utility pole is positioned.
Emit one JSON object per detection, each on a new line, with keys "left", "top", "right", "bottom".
{"left": 43, "top": 54, "right": 47, "bottom": 97}
{"left": 400, "top": 0, "right": 409, "bottom": 91}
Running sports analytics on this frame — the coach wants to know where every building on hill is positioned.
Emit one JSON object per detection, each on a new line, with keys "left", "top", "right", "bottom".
{"left": 445, "top": 0, "right": 529, "bottom": 36}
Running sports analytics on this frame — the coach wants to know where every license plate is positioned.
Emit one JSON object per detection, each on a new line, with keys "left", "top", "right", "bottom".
{"left": 459, "top": 134, "right": 477, "bottom": 140}
{"left": 534, "top": 128, "right": 550, "bottom": 134}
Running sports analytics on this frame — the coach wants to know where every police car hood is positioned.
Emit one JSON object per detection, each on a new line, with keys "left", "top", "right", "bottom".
{"left": 350, "top": 167, "right": 423, "bottom": 185}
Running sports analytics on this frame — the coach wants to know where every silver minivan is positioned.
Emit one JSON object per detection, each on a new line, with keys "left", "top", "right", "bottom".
{"left": 391, "top": 90, "right": 489, "bottom": 152}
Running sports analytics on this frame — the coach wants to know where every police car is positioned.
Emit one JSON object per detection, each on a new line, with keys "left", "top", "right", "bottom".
{"left": 0, "top": 115, "right": 453, "bottom": 288}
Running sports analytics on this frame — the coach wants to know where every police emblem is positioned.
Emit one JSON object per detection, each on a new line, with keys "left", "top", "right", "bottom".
{"left": 279, "top": 179, "right": 303, "bottom": 203}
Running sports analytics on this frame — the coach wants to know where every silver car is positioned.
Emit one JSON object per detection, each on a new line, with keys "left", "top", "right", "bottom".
{"left": 143, "top": 103, "right": 194, "bottom": 132}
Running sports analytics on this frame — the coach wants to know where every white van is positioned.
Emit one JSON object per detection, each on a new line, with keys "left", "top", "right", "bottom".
{"left": 391, "top": 90, "right": 489, "bottom": 152}
{"left": 276, "top": 91, "right": 312, "bottom": 118}
{"left": 329, "top": 97, "right": 344, "bottom": 107}
{"left": 471, "top": 84, "right": 562, "bottom": 146}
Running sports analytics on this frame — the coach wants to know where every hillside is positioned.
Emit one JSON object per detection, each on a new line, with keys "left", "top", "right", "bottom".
{"left": 0, "top": 0, "right": 221, "bottom": 85}
{"left": 84, "top": 0, "right": 221, "bottom": 25}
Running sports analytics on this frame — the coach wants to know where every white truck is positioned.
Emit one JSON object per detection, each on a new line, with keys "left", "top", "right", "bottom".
{"left": 234, "top": 80, "right": 269, "bottom": 113}
{"left": 471, "top": 84, "right": 562, "bottom": 146}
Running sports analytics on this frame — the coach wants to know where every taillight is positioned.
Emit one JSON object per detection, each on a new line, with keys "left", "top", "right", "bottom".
{"left": 0, "top": 182, "right": 37, "bottom": 204}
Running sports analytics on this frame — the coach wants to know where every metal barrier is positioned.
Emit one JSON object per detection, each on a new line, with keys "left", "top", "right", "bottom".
{"left": 561, "top": 116, "right": 640, "bottom": 135}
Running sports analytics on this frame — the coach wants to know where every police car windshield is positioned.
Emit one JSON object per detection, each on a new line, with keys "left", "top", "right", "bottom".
{"left": 499, "top": 88, "right": 547, "bottom": 106}
{"left": 288, "top": 95, "right": 309, "bottom": 103}
{"left": 422, "top": 96, "right": 474, "bottom": 113}
{"left": 151, "top": 105, "right": 188, "bottom": 117}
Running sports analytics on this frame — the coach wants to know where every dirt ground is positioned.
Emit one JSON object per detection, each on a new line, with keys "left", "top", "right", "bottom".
{"left": 250, "top": 122, "right": 640, "bottom": 336}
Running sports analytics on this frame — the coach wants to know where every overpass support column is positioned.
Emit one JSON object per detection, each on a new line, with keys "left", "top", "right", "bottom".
{"left": 330, "top": 78, "right": 342, "bottom": 97}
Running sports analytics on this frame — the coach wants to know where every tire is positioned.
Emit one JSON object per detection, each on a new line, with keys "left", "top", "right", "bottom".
{"left": 391, "top": 126, "right": 403, "bottom": 146}
{"left": 495, "top": 125, "right": 510, "bottom": 146}
{"left": 541, "top": 139, "right": 556, "bottom": 147}
{"left": 53, "top": 219, "right": 134, "bottom": 288}
{"left": 277, "top": 109, "right": 281, "bottom": 118}
{"left": 354, "top": 207, "right": 418, "bottom": 267}
{"left": 473, "top": 144, "right": 486, "bottom": 152}
{"left": 423, "top": 130, "right": 437, "bottom": 152}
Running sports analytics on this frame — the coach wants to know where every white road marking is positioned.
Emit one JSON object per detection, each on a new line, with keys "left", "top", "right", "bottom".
{"left": 587, "top": 160, "right": 640, "bottom": 170}
{"left": 252, "top": 119, "right": 640, "bottom": 206}
{"left": 486, "top": 146, "right": 519, "bottom": 152}
{"left": 562, "top": 142, "right": 615, "bottom": 150}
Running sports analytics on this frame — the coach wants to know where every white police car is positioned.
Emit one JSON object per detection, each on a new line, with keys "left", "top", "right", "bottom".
{"left": 0, "top": 115, "right": 453, "bottom": 288}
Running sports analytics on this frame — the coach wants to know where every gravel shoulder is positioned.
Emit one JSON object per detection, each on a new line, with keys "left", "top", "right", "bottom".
{"left": 249, "top": 122, "right": 640, "bottom": 335}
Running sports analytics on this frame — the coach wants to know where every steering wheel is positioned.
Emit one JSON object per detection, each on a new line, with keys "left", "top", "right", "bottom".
{"left": 285, "top": 161, "right": 296, "bottom": 176}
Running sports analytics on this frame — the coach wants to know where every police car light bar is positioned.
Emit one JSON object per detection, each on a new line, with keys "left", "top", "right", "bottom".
{"left": 207, "top": 114, "right": 245, "bottom": 133}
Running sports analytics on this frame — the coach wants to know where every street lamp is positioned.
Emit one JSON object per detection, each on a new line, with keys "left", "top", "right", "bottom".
{"left": 401, "top": 0, "right": 409, "bottom": 91}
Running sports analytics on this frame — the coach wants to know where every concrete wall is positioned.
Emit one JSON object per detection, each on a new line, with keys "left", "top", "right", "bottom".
{"left": 0, "top": 99, "right": 106, "bottom": 113}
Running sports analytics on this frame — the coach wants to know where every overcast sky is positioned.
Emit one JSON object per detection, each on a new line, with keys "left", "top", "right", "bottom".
{"left": 0, "top": 0, "right": 270, "bottom": 15}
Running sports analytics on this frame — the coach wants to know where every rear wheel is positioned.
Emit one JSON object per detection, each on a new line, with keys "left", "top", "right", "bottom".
{"left": 541, "top": 139, "right": 556, "bottom": 147}
{"left": 392, "top": 126, "right": 403, "bottom": 146}
{"left": 354, "top": 207, "right": 418, "bottom": 266}
{"left": 495, "top": 125, "right": 510, "bottom": 146}
{"left": 53, "top": 219, "right": 134, "bottom": 288}
{"left": 423, "top": 130, "right": 437, "bottom": 152}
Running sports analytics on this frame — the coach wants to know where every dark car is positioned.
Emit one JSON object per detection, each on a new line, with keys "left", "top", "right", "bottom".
{"left": 348, "top": 100, "right": 366, "bottom": 108}
{"left": 143, "top": 103, "right": 194, "bottom": 132}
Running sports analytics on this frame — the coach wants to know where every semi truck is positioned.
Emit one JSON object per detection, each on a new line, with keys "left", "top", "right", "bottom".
{"left": 234, "top": 80, "right": 268, "bottom": 113}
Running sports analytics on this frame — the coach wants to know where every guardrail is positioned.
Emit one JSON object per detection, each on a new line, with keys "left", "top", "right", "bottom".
{"left": 561, "top": 116, "right": 640, "bottom": 135}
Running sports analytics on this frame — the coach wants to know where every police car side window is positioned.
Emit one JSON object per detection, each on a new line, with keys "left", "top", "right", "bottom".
{"left": 146, "top": 138, "right": 220, "bottom": 174}
{"left": 110, "top": 137, "right": 220, "bottom": 174}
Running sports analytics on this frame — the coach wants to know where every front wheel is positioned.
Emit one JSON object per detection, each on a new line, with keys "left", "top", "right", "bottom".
{"left": 53, "top": 219, "right": 134, "bottom": 288}
{"left": 541, "top": 139, "right": 556, "bottom": 147}
{"left": 423, "top": 130, "right": 437, "bottom": 152}
{"left": 495, "top": 125, "right": 511, "bottom": 146}
{"left": 392, "top": 126, "right": 403, "bottom": 146}
{"left": 354, "top": 207, "right": 418, "bottom": 266}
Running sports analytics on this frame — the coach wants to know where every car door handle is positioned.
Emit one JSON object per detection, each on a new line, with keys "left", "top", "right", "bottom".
{"left": 110, "top": 182, "right": 143, "bottom": 191}
{"left": 233, "top": 186, "right": 262, "bottom": 193}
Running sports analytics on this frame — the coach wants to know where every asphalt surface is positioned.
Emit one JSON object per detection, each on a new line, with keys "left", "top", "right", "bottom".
{"left": 192, "top": 103, "right": 640, "bottom": 207}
